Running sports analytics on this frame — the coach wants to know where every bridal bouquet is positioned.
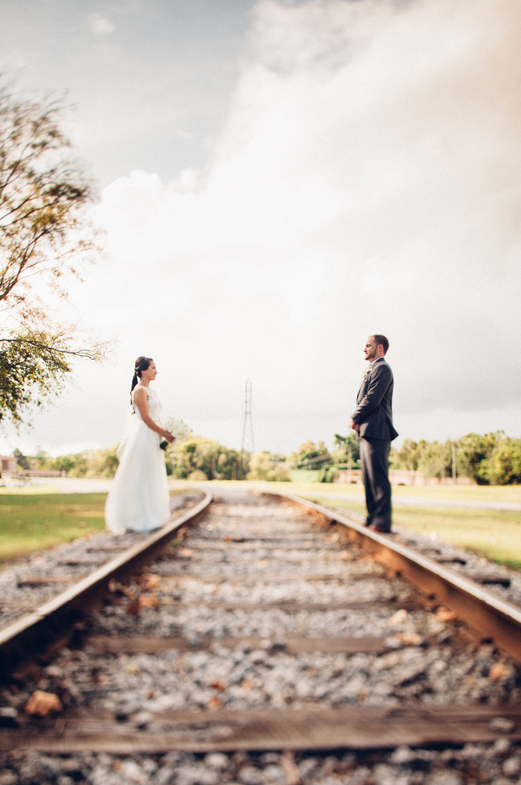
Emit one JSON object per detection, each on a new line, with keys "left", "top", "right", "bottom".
{"left": 160, "top": 417, "right": 192, "bottom": 450}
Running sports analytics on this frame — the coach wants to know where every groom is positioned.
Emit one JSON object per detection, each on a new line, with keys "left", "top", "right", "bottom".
{"left": 349, "top": 335, "right": 398, "bottom": 533}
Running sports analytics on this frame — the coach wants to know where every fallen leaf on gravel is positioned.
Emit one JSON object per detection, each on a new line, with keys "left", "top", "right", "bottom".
{"left": 108, "top": 580, "right": 135, "bottom": 598}
{"left": 126, "top": 599, "right": 141, "bottom": 616}
{"left": 25, "top": 691, "right": 62, "bottom": 717}
{"left": 281, "top": 751, "right": 301, "bottom": 785}
{"left": 210, "top": 680, "right": 226, "bottom": 691}
{"left": 395, "top": 632, "right": 423, "bottom": 646}
{"left": 254, "top": 560, "right": 269, "bottom": 569}
{"left": 325, "top": 534, "right": 340, "bottom": 543}
{"left": 340, "top": 551, "right": 352, "bottom": 561}
{"left": 178, "top": 547, "right": 194, "bottom": 558}
{"left": 358, "top": 689, "right": 369, "bottom": 703}
{"left": 139, "top": 594, "right": 158, "bottom": 610}
{"left": 436, "top": 607, "right": 457, "bottom": 622}
{"left": 207, "top": 696, "right": 223, "bottom": 710}
{"left": 124, "top": 662, "right": 140, "bottom": 675}
{"left": 387, "top": 609, "right": 408, "bottom": 627}
{"left": 145, "top": 574, "right": 161, "bottom": 590}
{"left": 240, "top": 679, "right": 253, "bottom": 690}
{"left": 489, "top": 663, "right": 510, "bottom": 681}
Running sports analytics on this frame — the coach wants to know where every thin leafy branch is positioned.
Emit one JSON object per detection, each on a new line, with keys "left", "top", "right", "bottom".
{"left": 0, "top": 76, "right": 108, "bottom": 426}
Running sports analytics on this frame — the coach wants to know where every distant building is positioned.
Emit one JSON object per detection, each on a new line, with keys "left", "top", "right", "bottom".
{"left": 0, "top": 455, "right": 18, "bottom": 474}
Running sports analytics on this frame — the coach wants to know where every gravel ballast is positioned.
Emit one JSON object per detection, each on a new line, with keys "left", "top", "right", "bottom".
{"left": 0, "top": 489, "right": 520, "bottom": 783}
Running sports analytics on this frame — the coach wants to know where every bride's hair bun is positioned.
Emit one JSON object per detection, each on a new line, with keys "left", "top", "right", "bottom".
{"left": 130, "top": 356, "right": 154, "bottom": 403}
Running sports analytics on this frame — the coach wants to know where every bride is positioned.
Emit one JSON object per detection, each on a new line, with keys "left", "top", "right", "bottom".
{"left": 105, "top": 356, "right": 174, "bottom": 534}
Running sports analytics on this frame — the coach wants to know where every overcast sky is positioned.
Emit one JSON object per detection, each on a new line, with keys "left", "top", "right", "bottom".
{"left": 1, "top": 0, "right": 520, "bottom": 457}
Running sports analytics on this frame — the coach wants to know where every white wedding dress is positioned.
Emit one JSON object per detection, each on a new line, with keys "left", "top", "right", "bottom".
{"left": 105, "top": 387, "right": 170, "bottom": 534}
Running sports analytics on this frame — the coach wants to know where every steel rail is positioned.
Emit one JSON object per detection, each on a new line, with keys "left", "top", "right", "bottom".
{"left": 2, "top": 490, "right": 521, "bottom": 758}
{"left": 0, "top": 491, "right": 212, "bottom": 677}
{"left": 267, "top": 491, "right": 521, "bottom": 665}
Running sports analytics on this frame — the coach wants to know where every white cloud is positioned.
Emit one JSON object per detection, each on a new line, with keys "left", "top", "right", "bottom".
{"left": 87, "top": 13, "right": 115, "bottom": 36}
{"left": 8, "top": 0, "right": 521, "bottom": 456}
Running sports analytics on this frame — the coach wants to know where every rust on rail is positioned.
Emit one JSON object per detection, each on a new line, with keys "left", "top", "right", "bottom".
{"left": 268, "top": 492, "right": 521, "bottom": 665}
{"left": 0, "top": 492, "right": 212, "bottom": 678}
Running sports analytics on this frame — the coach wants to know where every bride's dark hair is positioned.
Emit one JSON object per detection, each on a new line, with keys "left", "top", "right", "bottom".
{"left": 131, "top": 356, "right": 153, "bottom": 403}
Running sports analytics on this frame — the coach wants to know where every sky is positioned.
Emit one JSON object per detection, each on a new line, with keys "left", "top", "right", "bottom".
{"left": 1, "top": 0, "right": 521, "bottom": 457}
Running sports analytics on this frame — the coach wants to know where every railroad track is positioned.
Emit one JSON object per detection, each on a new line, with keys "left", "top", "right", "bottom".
{"left": 1, "top": 489, "right": 521, "bottom": 783}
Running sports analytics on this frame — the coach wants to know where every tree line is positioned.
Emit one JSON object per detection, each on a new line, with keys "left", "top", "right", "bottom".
{"left": 10, "top": 429, "right": 520, "bottom": 485}
{"left": 391, "top": 432, "right": 521, "bottom": 485}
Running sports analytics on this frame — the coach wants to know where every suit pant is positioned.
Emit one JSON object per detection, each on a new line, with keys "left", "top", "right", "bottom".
{"left": 360, "top": 437, "right": 392, "bottom": 531}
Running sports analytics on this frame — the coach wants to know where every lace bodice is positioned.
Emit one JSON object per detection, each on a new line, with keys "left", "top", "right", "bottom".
{"left": 132, "top": 386, "right": 162, "bottom": 423}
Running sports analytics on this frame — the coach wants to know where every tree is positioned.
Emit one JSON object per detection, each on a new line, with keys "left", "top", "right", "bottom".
{"left": 457, "top": 432, "right": 503, "bottom": 484}
{"left": 13, "top": 447, "right": 30, "bottom": 470}
{"left": 247, "top": 452, "right": 291, "bottom": 481}
{"left": 170, "top": 436, "right": 241, "bottom": 480}
{"left": 65, "top": 452, "right": 89, "bottom": 477}
{"left": 33, "top": 448, "right": 52, "bottom": 469}
{"left": 291, "top": 440, "right": 332, "bottom": 469}
{"left": 49, "top": 453, "right": 79, "bottom": 474}
{"left": 215, "top": 446, "right": 242, "bottom": 480}
{"left": 87, "top": 445, "right": 119, "bottom": 477}
{"left": 482, "top": 438, "right": 521, "bottom": 485}
{"left": 417, "top": 440, "right": 452, "bottom": 480}
{"left": 333, "top": 433, "right": 360, "bottom": 468}
{"left": 390, "top": 439, "right": 421, "bottom": 472}
{"left": 0, "top": 77, "right": 106, "bottom": 425}
{"left": 317, "top": 464, "right": 339, "bottom": 483}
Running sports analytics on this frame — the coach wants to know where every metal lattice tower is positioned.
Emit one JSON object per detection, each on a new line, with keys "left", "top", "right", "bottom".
{"left": 240, "top": 379, "right": 254, "bottom": 468}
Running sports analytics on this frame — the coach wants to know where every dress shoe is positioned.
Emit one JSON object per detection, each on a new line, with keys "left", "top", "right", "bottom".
{"left": 367, "top": 524, "right": 392, "bottom": 534}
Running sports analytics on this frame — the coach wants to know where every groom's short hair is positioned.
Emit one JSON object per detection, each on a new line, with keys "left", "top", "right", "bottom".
{"left": 372, "top": 334, "right": 389, "bottom": 354}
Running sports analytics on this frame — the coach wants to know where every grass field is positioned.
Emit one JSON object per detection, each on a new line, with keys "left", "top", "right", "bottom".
{"left": 0, "top": 487, "right": 194, "bottom": 565}
{"left": 304, "top": 495, "right": 521, "bottom": 570}
{"left": 0, "top": 493, "right": 108, "bottom": 564}
{"left": 0, "top": 480, "right": 519, "bottom": 570}
{"left": 260, "top": 481, "right": 521, "bottom": 504}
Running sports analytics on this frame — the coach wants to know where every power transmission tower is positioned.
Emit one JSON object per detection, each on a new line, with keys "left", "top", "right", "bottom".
{"left": 240, "top": 378, "right": 254, "bottom": 476}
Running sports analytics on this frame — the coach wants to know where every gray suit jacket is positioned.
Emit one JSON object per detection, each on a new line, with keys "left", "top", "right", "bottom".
{"left": 351, "top": 358, "right": 398, "bottom": 441}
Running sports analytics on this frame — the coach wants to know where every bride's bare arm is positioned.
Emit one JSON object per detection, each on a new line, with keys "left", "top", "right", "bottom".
{"left": 133, "top": 387, "right": 174, "bottom": 442}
